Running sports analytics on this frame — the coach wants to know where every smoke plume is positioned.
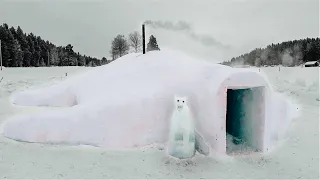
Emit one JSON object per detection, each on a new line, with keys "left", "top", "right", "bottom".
{"left": 144, "top": 20, "right": 230, "bottom": 49}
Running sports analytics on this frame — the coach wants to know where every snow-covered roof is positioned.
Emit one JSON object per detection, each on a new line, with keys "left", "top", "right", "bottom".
{"left": 2, "top": 49, "right": 297, "bottom": 156}
{"left": 305, "top": 61, "right": 319, "bottom": 65}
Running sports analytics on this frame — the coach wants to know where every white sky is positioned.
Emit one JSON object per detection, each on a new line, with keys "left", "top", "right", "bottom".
{"left": 0, "top": 0, "right": 319, "bottom": 62}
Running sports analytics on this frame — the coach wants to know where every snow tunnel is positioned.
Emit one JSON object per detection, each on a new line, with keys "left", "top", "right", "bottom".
{"left": 213, "top": 70, "right": 268, "bottom": 155}
{"left": 225, "top": 87, "right": 265, "bottom": 154}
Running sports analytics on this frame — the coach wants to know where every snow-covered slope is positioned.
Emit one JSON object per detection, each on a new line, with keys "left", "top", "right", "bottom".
{"left": 1, "top": 50, "right": 298, "bottom": 155}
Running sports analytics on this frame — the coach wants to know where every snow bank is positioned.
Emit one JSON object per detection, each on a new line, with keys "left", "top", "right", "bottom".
{"left": 1, "top": 50, "right": 298, "bottom": 156}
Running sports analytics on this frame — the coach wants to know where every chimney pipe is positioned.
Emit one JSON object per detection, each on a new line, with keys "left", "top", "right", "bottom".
{"left": 142, "top": 24, "right": 146, "bottom": 54}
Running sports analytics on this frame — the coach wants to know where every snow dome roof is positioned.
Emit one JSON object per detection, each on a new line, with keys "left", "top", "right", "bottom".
{"left": 1, "top": 50, "right": 296, "bottom": 156}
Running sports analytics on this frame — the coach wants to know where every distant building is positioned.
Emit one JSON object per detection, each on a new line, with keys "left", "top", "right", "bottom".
{"left": 304, "top": 61, "right": 319, "bottom": 67}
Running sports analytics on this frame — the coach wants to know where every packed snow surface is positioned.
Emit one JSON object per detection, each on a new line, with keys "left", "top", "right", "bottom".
{"left": 1, "top": 50, "right": 298, "bottom": 155}
{"left": 0, "top": 59, "right": 318, "bottom": 178}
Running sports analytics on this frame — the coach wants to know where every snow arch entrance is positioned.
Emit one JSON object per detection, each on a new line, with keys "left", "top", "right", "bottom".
{"left": 218, "top": 71, "right": 268, "bottom": 155}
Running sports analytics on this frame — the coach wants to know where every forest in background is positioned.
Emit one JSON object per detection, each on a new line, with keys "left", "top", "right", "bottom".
{"left": 223, "top": 37, "right": 320, "bottom": 67}
{"left": 0, "top": 23, "right": 161, "bottom": 68}
{"left": 0, "top": 23, "right": 107, "bottom": 68}
{"left": 1, "top": 23, "right": 318, "bottom": 68}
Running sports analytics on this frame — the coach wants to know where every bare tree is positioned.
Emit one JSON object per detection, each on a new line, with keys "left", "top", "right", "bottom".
{"left": 128, "top": 31, "right": 142, "bottom": 53}
{"left": 111, "top": 34, "right": 129, "bottom": 59}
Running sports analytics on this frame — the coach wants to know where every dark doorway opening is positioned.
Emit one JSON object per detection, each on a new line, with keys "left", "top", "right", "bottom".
{"left": 226, "top": 87, "right": 265, "bottom": 155}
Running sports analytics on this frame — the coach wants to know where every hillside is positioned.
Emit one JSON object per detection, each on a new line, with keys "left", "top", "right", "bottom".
{"left": 223, "top": 37, "right": 320, "bottom": 67}
{"left": 0, "top": 23, "right": 108, "bottom": 68}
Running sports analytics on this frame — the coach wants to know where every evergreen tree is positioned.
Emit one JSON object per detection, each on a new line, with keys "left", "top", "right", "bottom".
{"left": 101, "top": 57, "right": 108, "bottom": 65}
{"left": 6, "top": 29, "right": 16, "bottom": 66}
{"left": 16, "top": 26, "right": 31, "bottom": 67}
{"left": 2, "top": 23, "right": 8, "bottom": 30}
{"left": 12, "top": 39, "right": 23, "bottom": 67}
{"left": 9, "top": 26, "right": 17, "bottom": 39}
{"left": 64, "top": 44, "right": 75, "bottom": 66}
{"left": 33, "top": 36, "right": 41, "bottom": 67}
{"left": 49, "top": 46, "right": 59, "bottom": 66}
{"left": 27, "top": 34, "right": 35, "bottom": 66}
{"left": 40, "top": 57, "right": 45, "bottom": 67}
{"left": 0, "top": 25, "right": 10, "bottom": 67}
{"left": 77, "top": 53, "right": 86, "bottom": 66}
{"left": 146, "top": 35, "right": 160, "bottom": 52}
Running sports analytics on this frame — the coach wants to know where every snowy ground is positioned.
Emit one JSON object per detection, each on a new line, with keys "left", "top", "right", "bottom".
{"left": 0, "top": 66, "right": 319, "bottom": 179}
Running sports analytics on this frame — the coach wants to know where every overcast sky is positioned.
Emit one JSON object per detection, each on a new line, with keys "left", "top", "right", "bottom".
{"left": 0, "top": 0, "right": 319, "bottom": 62}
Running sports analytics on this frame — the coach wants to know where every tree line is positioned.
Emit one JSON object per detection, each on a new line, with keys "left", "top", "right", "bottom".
{"left": 110, "top": 32, "right": 160, "bottom": 60}
{"left": 0, "top": 23, "right": 161, "bottom": 68}
{"left": 222, "top": 37, "right": 320, "bottom": 67}
{"left": 0, "top": 23, "right": 109, "bottom": 68}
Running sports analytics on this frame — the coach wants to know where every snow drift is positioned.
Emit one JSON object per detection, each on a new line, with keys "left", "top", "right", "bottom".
{"left": 1, "top": 50, "right": 297, "bottom": 156}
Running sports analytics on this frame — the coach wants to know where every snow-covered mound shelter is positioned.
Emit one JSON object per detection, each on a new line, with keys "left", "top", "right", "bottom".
{"left": 1, "top": 50, "right": 297, "bottom": 156}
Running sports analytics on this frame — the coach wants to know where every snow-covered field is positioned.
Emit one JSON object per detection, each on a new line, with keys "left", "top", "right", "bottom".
{"left": 0, "top": 65, "right": 319, "bottom": 179}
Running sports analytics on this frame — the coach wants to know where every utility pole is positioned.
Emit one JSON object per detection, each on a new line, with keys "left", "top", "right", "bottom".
{"left": 142, "top": 24, "right": 146, "bottom": 54}
{"left": 0, "top": 40, "right": 2, "bottom": 71}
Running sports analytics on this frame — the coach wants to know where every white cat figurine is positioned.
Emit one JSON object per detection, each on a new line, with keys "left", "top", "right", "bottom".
{"left": 167, "top": 96, "right": 196, "bottom": 159}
